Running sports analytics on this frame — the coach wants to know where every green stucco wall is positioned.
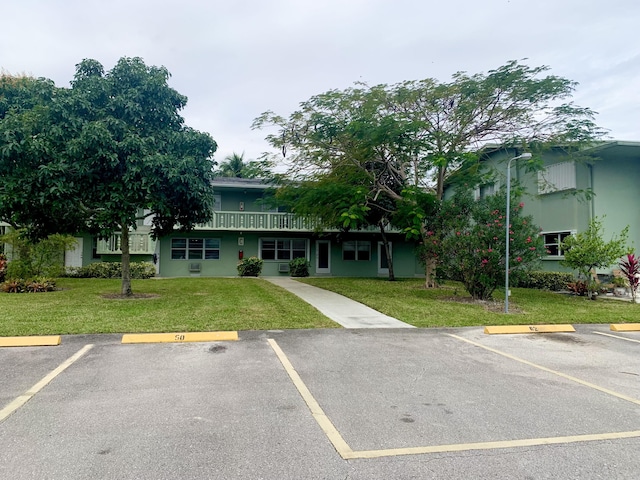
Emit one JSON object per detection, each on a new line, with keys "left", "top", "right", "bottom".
{"left": 157, "top": 231, "right": 421, "bottom": 278}
{"left": 458, "top": 144, "right": 640, "bottom": 274}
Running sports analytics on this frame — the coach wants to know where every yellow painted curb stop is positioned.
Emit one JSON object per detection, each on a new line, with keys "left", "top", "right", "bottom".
{"left": 121, "top": 331, "right": 238, "bottom": 344}
{"left": 484, "top": 325, "right": 575, "bottom": 335}
{"left": 0, "top": 336, "right": 62, "bottom": 347}
{"left": 610, "top": 324, "right": 640, "bottom": 332}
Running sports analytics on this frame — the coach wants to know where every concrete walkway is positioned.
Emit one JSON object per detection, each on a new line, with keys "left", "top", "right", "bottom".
{"left": 265, "top": 277, "right": 415, "bottom": 329}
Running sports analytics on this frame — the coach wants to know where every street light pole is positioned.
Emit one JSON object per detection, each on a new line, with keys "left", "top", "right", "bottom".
{"left": 505, "top": 152, "right": 532, "bottom": 313}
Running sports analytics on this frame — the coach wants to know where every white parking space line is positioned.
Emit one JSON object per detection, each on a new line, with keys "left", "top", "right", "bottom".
{"left": 593, "top": 331, "right": 640, "bottom": 344}
{"left": 0, "top": 344, "right": 93, "bottom": 423}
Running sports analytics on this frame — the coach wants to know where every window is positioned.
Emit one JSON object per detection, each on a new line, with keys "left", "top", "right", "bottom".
{"left": 343, "top": 241, "right": 371, "bottom": 261}
{"left": 474, "top": 182, "right": 496, "bottom": 200}
{"left": 538, "top": 162, "right": 576, "bottom": 194}
{"left": 542, "top": 231, "right": 573, "bottom": 257}
{"left": 260, "top": 238, "right": 307, "bottom": 260}
{"left": 171, "top": 238, "right": 220, "bottom": 260}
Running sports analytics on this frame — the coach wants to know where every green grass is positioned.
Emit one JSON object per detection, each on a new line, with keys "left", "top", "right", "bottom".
{"left": 0, "top": 278, "right": 338, "bottom": 336}
{"left": 3, "top": 277, "right": 639, "bottom": 336}
{"left": 299, "top": 277, "right": 640, "bottom": 327}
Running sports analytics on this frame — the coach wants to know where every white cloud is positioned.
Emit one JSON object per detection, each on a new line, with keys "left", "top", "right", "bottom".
{"left": 2, "top": 0, "right": 639, "bottom": 161}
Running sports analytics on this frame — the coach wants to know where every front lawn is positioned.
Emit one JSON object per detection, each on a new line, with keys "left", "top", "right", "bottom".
{"left": 0, "top": 278, "right": 338, "bottom": 336}
{"left": 300, "top": 277, "right": 640, "bottom": 327}
{"left": 3, "top": 277, "right": 638, "bottom": 336}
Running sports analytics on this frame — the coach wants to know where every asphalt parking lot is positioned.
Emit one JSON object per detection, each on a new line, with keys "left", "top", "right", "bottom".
{"left": 1, "top": 325, "right": 640, "bottom": 479}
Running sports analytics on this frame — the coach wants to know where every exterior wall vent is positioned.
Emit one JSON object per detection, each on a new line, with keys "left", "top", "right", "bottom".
{"left": 189, "top": 263, "right": 201, "bottom": 273}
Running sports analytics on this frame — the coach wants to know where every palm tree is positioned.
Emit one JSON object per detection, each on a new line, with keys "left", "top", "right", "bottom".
{"left": 217, "top": 152, "right": 246, "bottom": 178}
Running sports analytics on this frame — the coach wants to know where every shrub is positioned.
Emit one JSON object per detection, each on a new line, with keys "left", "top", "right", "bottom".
{"left": 567, "top": 280, "right": 589, "bottom": 296}
{"left": 611, "top": 276, "right": 627, "bottom": 288}
{"left": 561, "top": 217, "right": 629, "bottom": 299}
{"left": 289, "top": 257, "right": 310, "bottom": 277}
{"left": 1, "top": 230, "right": 76, "bottom": 278}
{"left": 515, "top": 271, "right": 574, "bottom": 291}
{"left": 0, "top": 253, "right": 6, "bottom": 282}
{"left": 237, "top": 256, "right": 263, "bottom": 277}
{"left": 2, "top": 276, "right": 57, "bottom": 293}
{"left": 1, "top": 278, "right": 25, "bottom": 293}
{"left": 437, "top": 188, "right": 544, "bottom": 300}
{"left": 25, "top": 277, "right": 56, "bottom": 293}
{"left": 65, "top": 261, "right": 155, "bottom": 279}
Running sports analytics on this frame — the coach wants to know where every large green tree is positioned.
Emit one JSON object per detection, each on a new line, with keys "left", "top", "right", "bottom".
{"left": 272, "top": 163, "right": 401, "bottom": 279}
{"left": 253, "top": 61, "right": 605, "bottom": 287}
{"left": 0, "top": 57, "right": 218, "bottom": 295}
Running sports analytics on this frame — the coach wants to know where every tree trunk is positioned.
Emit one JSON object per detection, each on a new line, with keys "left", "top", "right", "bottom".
{"left": 120, "top": 227, "right": 132, "bottom": 296}
{"left": 379, "top": 221, "right": 395, "bottom": 281}
{"left": 424, "top": 257, "right": 437, "bottom": 288}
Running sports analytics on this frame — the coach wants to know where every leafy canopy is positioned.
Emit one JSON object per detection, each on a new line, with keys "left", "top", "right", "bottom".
{"left": 0, "top": 57, "right": 218, "bottom": 294}
{"left": 253, "top": 60, "right": 604, "bottom": 288}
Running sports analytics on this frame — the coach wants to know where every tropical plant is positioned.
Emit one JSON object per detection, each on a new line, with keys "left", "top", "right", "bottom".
{"left": 1, "top": 279, "right": 24, "bottom": 293}
{"left": 215, "top": 152, "right": 272, "bottom": 178}
{"left": 619, "top": 253, "right": 640, "bottom": 302}
{"left": 24, "top": 277, "right": 56, "bottom": 293}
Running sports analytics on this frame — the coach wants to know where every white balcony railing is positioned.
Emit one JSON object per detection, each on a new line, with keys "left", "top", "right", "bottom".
{"left": 96, "top": 212, "right": 398, "bottom": 254}
{"left": 194, "top": 211, "right": 399, "bottom": 233}
{"left": 97, "top": 232, "right": 157, "bottom": 255}
{"left": 195, "top": 212, "right": 316, "bottom": 231}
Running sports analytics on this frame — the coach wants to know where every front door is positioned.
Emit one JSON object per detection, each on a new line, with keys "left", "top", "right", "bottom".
{"left": 316, "top": 240, "right": 331, "bottom": 274}
{"left": 65, "top": 237, "right": 84, "bottom": 269}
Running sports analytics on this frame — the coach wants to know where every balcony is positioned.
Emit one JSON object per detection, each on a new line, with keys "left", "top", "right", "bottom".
{"left": 97, "top": 232, "right": 157, "bottom": 255}
{"left": 194, "top": 211, "right": 400, "bottom": 233}
{"left": 96, "top": 212, "right": 399, "bottom": 255}
{"left": 195, "top": 212, "right": 316, "bottom": 232}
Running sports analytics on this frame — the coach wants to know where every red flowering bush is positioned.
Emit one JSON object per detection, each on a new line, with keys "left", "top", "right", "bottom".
{"left": 438, "top": 189, "right": 543, "bottom": 300}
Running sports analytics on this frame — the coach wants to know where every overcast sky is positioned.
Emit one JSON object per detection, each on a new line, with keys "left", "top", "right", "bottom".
{"left": 3, "top": 0, "right": 639, "bottom": 165}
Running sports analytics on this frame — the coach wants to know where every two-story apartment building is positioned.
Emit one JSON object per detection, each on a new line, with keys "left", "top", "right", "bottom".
{"left": 5, "top": 141, "right": 637, "bottom": 278}
{"left": 65, "top": 178, "right": 423, "bottom": 278}
{"left": 464, "top": 141, "right": 640, "bottom": 273}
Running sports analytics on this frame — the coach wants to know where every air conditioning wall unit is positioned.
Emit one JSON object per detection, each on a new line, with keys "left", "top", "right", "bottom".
{"left": 278, "top": 263, "right": 290, "bottom": 273}
{"left": 189, "top": 263, "right": 201, "bottom": 273}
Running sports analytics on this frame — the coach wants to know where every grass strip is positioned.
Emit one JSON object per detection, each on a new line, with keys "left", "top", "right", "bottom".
{"left": 299, "top": 277, "right": 639, "bottom": 327}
